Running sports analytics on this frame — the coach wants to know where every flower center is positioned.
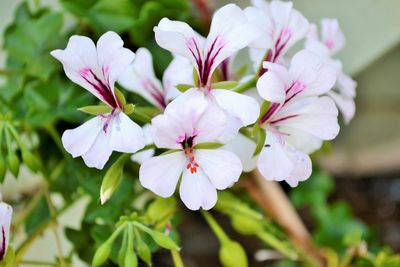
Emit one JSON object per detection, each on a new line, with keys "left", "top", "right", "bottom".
{"left": 184, "top": 147, "right": 199, "bottom": 174}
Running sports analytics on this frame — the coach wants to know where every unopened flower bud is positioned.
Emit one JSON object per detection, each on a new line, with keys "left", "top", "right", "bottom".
{"left": 7, "top": 153, "right": 20, "bottom": 178}
{"left": 22, "top": 151, "right": 40, "bottom": 173}
{"left": 219, "top": 241, "right": 248, "bottom": 267}
{"left": 92, "top": 240, "right": 112, "bottom": 267}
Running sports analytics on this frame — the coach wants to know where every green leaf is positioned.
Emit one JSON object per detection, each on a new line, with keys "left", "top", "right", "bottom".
{"left": 343, "top": 228, "right": 363, "bottom": 247}
{"left": 212, "top": 81, "right": 239, "bottom": 89}
{"left": 193, "top": 142, "right": 224, "bottom": 150}
{"left": 78, "top": 105, "right": 112, "bottom": 116}
{"left": 175, "top": 84, "right": 194, "bottom": 93}
{"left": 159, "top": 149, "right": 181, "bottom": 156}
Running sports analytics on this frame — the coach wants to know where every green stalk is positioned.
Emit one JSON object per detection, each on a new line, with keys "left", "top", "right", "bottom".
{"left": 171, "top": 249, "right": 185, "bottom": 267}
{"left": 200, "top": 211, "right": 229, "bottom": 244}
{"left": 257, "top": 231, "right": 298, "bottom": 260}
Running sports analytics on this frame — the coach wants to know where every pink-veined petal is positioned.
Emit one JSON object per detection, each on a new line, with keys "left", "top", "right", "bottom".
{"left": 276, "top": 96, "right": 340, "bottom": 141}
{"left": 289, "top": 50, "right": 336, "bottom": 97}
{"left": 203, "top": 4, "right": 260, "bottom": 82}
{"left": 118, "top": 48, "right": 166, "bottom": 109}
{"left": 139, "top": 152, "right": 186, "bottom": 197}
{"left": 61, "top": 116, "right": 103, "bottom": 158}
{"left": 0, "top": 202, "right": 12, "bottom": 261}
{"left": 196, "top": 149, "right": 242, "bottom": 190}
{"left": 96, "top": 31, "right": 135, "bottom": 90}
{"left": 321, "top": 18, "right": 345, "bottom": 55}
{"left": 154, "top": 18, "right": 205, "bottom": 76}
{"left": 179, "top": 168, "right": 217, "bottom": 210}
{"left": 110, "top": 112, "right": 145, "bottom": 153}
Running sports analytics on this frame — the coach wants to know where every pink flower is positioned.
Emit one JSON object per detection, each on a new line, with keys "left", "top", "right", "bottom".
{"left": 256, "top": 50, "right": 339, "bottom": 186}
{"left": 139, "top": 101, "right": 242, "bottom": 210}
{"left": 51, "top": 32, "right": 145, "bottom": 169}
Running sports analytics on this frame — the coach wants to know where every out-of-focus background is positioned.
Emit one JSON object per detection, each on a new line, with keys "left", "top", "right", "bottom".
{"left": 1, "top": 0, "right": 399, "bottom": 266}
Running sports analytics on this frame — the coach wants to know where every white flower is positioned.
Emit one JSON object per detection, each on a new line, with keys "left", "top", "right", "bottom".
{"left": 117, "top": 48, "right": 193, "bottom": 109}
{"left": 256, "top": 50, "right": 339, "bottom": 186}
{"left": 306, "top": 19, "right": 357, "bottom": 123}
{"left": 139, "top": 101, "right": 242, "bottom": 210}
{"left": 51, "top": 31, "right": 145, "bottom": 169}
{"left": 245, "top": 0, "right": 309, "bottom": 68}
{"left": 154, "top": 4, "right": 261, "bottom": 141}
{"left": 0, "top": 202, "right": 12, "bottom": 261}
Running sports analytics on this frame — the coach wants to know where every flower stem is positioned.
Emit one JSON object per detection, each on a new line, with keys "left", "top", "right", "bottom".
{"left": 171, "top": 249, "right": 185, "bottom": 267}
{"left": 233, "top": 76, "right": 257, "bottom": 93}
{"left": 200, "top": 211, "right": 229, "bottom": 244}
{"left": 256, "top": 231, "right": 298, "bottom": 260}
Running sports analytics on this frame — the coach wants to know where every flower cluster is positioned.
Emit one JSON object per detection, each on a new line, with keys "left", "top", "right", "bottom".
{"left": 52, "top": 0, "right": 355, "bottom": 210}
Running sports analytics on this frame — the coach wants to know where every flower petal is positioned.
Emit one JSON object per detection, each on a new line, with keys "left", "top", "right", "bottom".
{"left": 321, "top": 18, "right": 345, "bottom": 55}
{"left": 204, "top": 4, "right": 260, "bottom": 80}
{"left": 154, "top": 18, "right": 205, "bottom": 75}
{"left": 139, "top": 152, "right": 186, "bottom": 197}
{"left": 118, "top": 48, "right": 166, "bottom": 109}
{"left": 276, "top": 96, "right": 340, "bottom": 141}
{"left": 257, "top": 62, "right": 290, "bottom": 104}
{"left": 131, "top": 124, "right": 155, "bottom": 164}
{"left": 61, "top": 116, "right": 103, "bottom": 158}
{"left": 194, "top": 104, "right": 227, "bottom": 144}
{"left": 110, "top": 112, "right": 145, "bottom": 153}
{"left": 327, "top": 91, "right": 355, "bottom": 124}
{"left": 0, "top": 202, "right": 12, "bottom": 261}
{"left": 179, "top": 168, "right": 217, "bottom": 210}
{"left": 163, "top": 55, "right": 194, "bottom": 101}
{"left": 196, "top": 149, "right": 242, "bottom": 190}
{"left": 258, "top": 132, "right": 293, "bottom": 182}
{"left": 96, "top": 31, "right": 135, "bottom": 89}
{"left": 289, "top": 50, "right": 336, "bottom": 97}
{"left": 224, "top": 133, "right": 257, "bottom": 172}
{"left": 81, "top": 129, "right": 113, "bottom": 169}
{"left": 212, "top": 89, "right": 260, "bottom": 127}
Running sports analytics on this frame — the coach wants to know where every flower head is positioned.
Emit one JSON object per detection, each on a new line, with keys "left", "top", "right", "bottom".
{"left": 246, "top": 0, "right": 309, "bottom": 66}
{"left": 0, "top": 202, "right": 12, "bottom": 261}
{"left": 256, "top": 50, "right": 339, "bottom": 186}
{"left": 139, "top": 101, "right": 242, "bottom": 210}
{"left": 305, "top": 19, "right": 357, "bottom": 123}
{"left": 154, "top": 4, "right": 261, "bottom": 141}
{"left": 51, "top": 32, "right": 145, "bottom": 169}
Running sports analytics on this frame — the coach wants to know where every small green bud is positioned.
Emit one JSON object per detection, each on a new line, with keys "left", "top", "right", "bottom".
{"left": 231, "top": 214, "right": 264, "bottom": 235}
{"left": 150, "top": 231, "right": 179, "bottom": 250}
{"left": 100, "top": 155, "right": 128, "bottom": 205}
{"left": 124, "top": 104, "right": 135, "bottom": 115}
{"left": 114, "top": 88, "right": 127, "bottom": 110}
{"left": 124, "top": 248, "right": 138, "bottom": 267}
{"left": 146, "top": 197, "right": 177, "bottom": 225}
{"left": 137, "top": 239, "right": 152, "bottom": 266}
{"left": 92, "top": 241, "right": 112, "bottom": 267}
{"left": 22, "top": 151, "right": 40, "bottom": 173}
{"left": 219, "top": 241, "right": 248, "bottom": 267}
{"left": 7, "top": 153, "right": 20, "bottom": 178}
{"left": 0, "top": 156, "right": 6, "bottom": 183}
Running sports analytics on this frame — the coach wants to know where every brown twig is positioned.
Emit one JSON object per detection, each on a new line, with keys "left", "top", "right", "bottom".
{"left": 245, "top": 170, "right": 324, "bottom": 266}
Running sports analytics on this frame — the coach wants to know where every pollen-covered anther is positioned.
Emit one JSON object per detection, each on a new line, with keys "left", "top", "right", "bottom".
{"left": 184, "top": 148, "right": 199, "bottom": 173}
